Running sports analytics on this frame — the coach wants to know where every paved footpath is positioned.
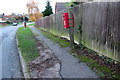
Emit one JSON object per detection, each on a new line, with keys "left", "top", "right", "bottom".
{"left": 30, "top": 27, "right": 98, "bottom": 78}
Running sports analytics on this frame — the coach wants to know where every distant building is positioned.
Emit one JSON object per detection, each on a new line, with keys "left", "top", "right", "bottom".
{"left": 55, "top": 2, "right": 68, "bottom": 13}
{"left": 0, "top": 14, "right": 6, "bottom": 22}
{"left": 0, "top": 14, "right": 6, "bottom": 25}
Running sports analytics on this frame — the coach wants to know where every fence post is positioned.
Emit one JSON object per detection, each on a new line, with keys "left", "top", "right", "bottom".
{"left": 68, "top": 10, "right": 74, "bottom": 48}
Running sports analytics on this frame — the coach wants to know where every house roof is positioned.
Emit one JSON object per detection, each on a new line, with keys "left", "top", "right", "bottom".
{"left": 55, "top": 2, "right": 68, "bottom": 13}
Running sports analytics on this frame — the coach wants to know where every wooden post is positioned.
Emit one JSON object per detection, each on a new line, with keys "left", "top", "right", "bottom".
{"left": 79, "top": 4, "right": 83, "bottom": 46}
{"left": 68, "top": 10, "right": 74, "bottom": 48}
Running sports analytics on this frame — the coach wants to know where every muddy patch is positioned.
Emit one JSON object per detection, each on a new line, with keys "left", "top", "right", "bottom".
{"left": 28, "top": 37, "right": 61, "bottom": 78}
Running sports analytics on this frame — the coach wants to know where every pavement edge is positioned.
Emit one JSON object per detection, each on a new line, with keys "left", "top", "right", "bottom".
{"left": 16, "top": 35, "right": 30, "bottom": 78}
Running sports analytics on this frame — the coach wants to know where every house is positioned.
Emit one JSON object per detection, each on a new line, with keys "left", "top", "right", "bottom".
{"left": 55, "top": 0, "right": 93, "bottom": 13}
{"left": 0, "top": 14, "right": 7, "bottom": 26}
{"left": 0, "top": 14, "right": 10, "bottom": 22}
{"left": 0, "top": 14, "right": 6, "bottom": 23}
{"left": 55, "top": 2, "right": 68, "bottom": 13}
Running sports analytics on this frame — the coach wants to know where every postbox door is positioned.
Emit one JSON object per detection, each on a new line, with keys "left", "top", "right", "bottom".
{"left": 63, "top": 13, "right": 69, "bottom": 28}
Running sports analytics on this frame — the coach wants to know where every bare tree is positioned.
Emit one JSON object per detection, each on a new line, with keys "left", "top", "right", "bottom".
{"left": 27, "top": 0, "right": 43, "bottom": 21}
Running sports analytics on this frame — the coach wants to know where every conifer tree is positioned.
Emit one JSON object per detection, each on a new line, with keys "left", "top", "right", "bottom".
{"left": 42, "top": 1, "right": 53, "bottom": 17}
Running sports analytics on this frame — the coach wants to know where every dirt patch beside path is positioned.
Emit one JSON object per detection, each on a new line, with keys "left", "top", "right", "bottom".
{"left": 28, "top": 37, "right": 61, "bottom": 78}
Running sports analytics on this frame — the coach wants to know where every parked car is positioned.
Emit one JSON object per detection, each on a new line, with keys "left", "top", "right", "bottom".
{"left": 13, "top": 22, "right": 18, "bottom": 26}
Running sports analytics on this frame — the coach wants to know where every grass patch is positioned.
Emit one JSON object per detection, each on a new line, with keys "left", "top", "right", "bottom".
{"left": 112, "top": 74, "right": 120, "bottom": 79}
{"left": 17, "top": 27, "right": 39, "bottom": 62}
{"left": 28, "top": 23, "right": 35, "bottom": 26}
{"left": 70, "top": 49, "right": 115, "bottom": 78}
{"left": 0, "top": 25, "right": 3, "bottom": 27}
{"left": 39, "top": 28, "right": 70, "bottom": 48}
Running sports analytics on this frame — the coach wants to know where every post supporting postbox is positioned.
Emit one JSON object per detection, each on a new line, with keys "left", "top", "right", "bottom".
{"left": 69, "top": 14, "right": 74, "bottom": 27}
{"left": 23, "top": 14, "right": 26, "bottom": 28}
{"left": 63, "top": 12, "right": 74, "bottom": 48}
{"left": 24, "top": 22, "right": 26, "bottom": 28}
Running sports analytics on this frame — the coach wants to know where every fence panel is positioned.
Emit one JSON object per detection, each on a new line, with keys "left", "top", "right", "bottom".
{"left": 35, "top": 2, "right": 120, "bottom": 61}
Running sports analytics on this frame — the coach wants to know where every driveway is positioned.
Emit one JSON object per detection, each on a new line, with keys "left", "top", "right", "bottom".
{"left": 0, "top": 24, "right": 23, "bottom": 78}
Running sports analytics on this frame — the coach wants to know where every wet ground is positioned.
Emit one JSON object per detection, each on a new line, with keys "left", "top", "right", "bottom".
{"left": 28, "top": 37, "right": 61, "bottom": 78}
{"left": 0, "top": 25, "right": 23, "bottom": 78}
{"left": 30, "top": 27, "right": 98, "bottom": 78}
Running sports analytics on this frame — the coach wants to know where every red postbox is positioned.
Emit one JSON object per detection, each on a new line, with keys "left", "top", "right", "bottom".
{"left": 63, "top": 13, "right": 69, "bottom": 28}
{"left": 24, "top": 22, "right": 26, "bottom": 28}
{"left": 63, "top": 13, "right": 74, "bottom": 28}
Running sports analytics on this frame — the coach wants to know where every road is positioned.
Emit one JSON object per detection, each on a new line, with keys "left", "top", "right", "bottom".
{"left": 0, "top": 24, "right": 24, "bottom": 79}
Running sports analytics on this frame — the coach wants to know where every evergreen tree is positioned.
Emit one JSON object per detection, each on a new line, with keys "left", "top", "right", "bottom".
{"left": 42, "top": 1, "right": 53, "bottom": 17}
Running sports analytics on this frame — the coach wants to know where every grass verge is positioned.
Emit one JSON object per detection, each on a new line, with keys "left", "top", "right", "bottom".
{"left": 39, "top": 28, "right": 70, "bottom": 48}
{"left": 17, "top": 27, "right": 39, "bottom": 62}
{"left": 0, "top": 25, "right": 3, "bottom": 27}
{"left": 28, "top": 23, "right": 35, "bottom": 26}
{"left": 37, "top": 27, "right": 120, "bottom": 79}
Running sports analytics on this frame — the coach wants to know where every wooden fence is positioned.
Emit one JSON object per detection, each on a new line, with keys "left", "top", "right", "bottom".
{"left": 35, "top": 2, "right": 120, "bottom": 61}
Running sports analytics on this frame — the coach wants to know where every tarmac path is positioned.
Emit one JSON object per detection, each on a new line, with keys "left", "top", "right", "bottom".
{"left": 0, "top": 24, "right": 23, "bottom": 79}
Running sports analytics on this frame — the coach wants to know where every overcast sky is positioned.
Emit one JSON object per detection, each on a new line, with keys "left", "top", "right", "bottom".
{"left": 0, "top": 0, "right": 71, "bottom": 15}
